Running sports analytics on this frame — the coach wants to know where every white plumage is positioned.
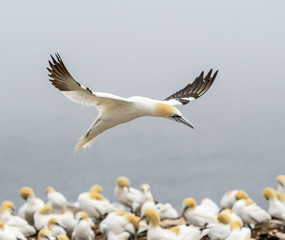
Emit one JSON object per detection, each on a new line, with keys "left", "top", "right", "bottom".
{"left": 47, "top": 54, "right": 218, "bottom": 153}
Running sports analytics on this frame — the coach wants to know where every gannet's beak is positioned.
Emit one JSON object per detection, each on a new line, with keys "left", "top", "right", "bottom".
{"left": 172, "top": 115, "right": 194, "bottom": 129}
{"left": 139, "top": 216, "right": 146, "bottom": 222}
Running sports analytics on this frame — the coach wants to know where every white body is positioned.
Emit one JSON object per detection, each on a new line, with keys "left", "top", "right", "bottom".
{"left": 232, "top": 200, "right": 271, "bottom": 226}
{"left": 18, "top": 197, "right": 44, "bottom": 225}
{"left": 99, "top": 212, "right": 131, "bottom": 236}
{"left": 177, "top": 225, "right": 210, "bottom": 240}
{"left": 60, "top": 211, "right": 76, "bottom": 237}
{"left": 184, "top": 205, "right": 217, "bottom": 226}
{"left": 71, "top": 219, "right": 95, "bottom": 240}
{"left": 208, "top": 222, "right": 230, "bottom": 240}
{"left": 0, "top": 210, "right": 35, "bottom": 237}
{"left": 225, "top": 227, "right": 251, "bottom": 240}
{"left": 220, "top": 190, "right": 238, "bottom": 209}
{"left": 156, "top": 202, "right": 179, "bottom": 220}
{"left": 132, "top": 185, "right": 154, "bottom": 215}
{"left": 0, "top": 226, "right": 27, "bottom": 240}
{"left": 47, "top": 191, "right": 67, "bottom": 214}
{"left": 267, "top": 198, "right": 285, "bottom": 220}
{"left": 200, "top": 198, "right": 220, "bottom": 215}
{"left": 114, "top": 186, "right": 140, "bottom": 209}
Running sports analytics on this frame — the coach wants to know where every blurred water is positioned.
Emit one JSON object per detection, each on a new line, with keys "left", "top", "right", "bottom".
{"left": 0, "top": 0, "right": 285, "bottom": 213}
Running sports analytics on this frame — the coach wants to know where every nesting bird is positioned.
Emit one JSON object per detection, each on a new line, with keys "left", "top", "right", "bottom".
{"left": 71, "top": 212, "right": 95, "bottom": 240}
{"left": 132, "top": 183, "right": 154, "bottom": 216}
{"left": 225, "top": 221, "right": 251, "bottom": 240}
{"left": 181, "top": 197, "right": 218, "bottom": 226}
{"left": 207, "top": 213, "right": 231, "bottom": 240}
{"left": 263, "top": 187, "right": 285, "bottom": 221}
{"left": 232, "top": 191, "right": 271, "bottom": 227}
{"left": 114, "top": 176, "right": 140, "bottom": 210}
{"left": 47, "top": 54, "right": 218, "bottom": 153}
{"left": 100, "top": 211, "right": 144, "bottom": 239}
{"left": 34, "top": 204, "right": 54, "bottom": 230}
{"left": 0, "top": 201, "right": 36, "bottom": 237}
{"left": 277, "top": 175, "right": 285, "bottom": 193}
{"left": 220, "top": 190, "right": 239, "bottom": 210}
{"left": 18, "top": 187, "right": 44, "bottom": 225}
{"left": 0, "top": 219, "right": 27, "bottom": 240}
{"left": 141, "top": 209, "right": 209, "bottom": 240}
{"left": 46, "top": 217, "right": 67, "bottom": 236}
{"left": 46, "top": 187, "right": 67, "bottom": 214}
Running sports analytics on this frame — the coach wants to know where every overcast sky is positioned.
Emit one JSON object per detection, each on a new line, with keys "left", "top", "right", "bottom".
{"left": 0, "top": 1, "right": 285, "bottom": 209}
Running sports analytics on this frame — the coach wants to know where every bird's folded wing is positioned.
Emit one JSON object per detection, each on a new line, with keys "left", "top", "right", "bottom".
{"left": 164, "top": 69, "right": 218, "bottom": 105}
{"left": 47, "top": 53, "right": 132, "bottom": 108}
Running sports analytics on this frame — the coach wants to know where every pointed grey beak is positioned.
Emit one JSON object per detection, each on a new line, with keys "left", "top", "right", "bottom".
{"left": 172, "top": 115, "right": 194, "bottom": 129}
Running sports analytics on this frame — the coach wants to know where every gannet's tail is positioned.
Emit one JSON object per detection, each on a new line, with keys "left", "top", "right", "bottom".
{"left": 74, "top": 133, "right": 99, "bottom": 154}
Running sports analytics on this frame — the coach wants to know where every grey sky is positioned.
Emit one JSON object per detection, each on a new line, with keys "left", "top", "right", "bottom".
{"left": 0, "top": 1, "right": 285, "bottom": 209}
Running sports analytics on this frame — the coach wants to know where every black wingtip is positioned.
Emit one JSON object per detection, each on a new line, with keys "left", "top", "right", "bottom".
{"left": 205, "top": 69, "right": 213, "bottom": 79}
{"left": 212, "top": 70, "right": 219, "bottom": 80}
{"left": 55, "top": 53, "right": 62, "bottom": 62}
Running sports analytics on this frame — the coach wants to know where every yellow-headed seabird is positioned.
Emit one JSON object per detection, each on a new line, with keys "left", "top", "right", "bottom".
{"left": 47, "top": 54, "right": 218, "bottom": 153}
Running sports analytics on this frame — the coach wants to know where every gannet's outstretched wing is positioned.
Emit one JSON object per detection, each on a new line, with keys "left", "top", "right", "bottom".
{"left": 47, "top": 53, "right": 132, "bottom": 111}
{"left": 164, "top": 69, "right": 218, "bottom": 105}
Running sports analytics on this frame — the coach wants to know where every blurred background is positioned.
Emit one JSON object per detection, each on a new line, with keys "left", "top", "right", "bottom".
{"left": 0, "top": 0, "right": 284, "bottom": 211}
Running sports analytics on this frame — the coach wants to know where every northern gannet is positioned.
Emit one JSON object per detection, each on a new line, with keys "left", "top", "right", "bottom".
{"left": 71, "top": 212, "right": 95, "bottom": 240}
{"left": 46, "top": 217, "right": 67, "bottom": 236}
{"left": 46, "top": 187, "right": 67, "bottom": 214}
{"left": 18, "top": 187, "right": 44, "bottom": 226}
{"left": 181, "top": 197, "right": 218, "bottom": 226}
{"left": 225, "top": 221, "right": 251, "bottom": 240}
{"left": 48, "top": 54, "right": 218, "bottom": 153}
{"left": 263, "top": 187, "right": 285, "bottom": 221}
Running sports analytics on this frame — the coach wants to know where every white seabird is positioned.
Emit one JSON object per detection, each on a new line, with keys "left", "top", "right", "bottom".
{"left": 48, "top": 54, "right": 218, "bottom": 153}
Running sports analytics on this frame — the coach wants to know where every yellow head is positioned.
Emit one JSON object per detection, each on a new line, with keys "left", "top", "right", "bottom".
{"left": 142, "top": 209, "right": 160, "bottom": 227}
{"left": 117, "top": 177, "right": 130, "bottom": 188}
{"left": 277, "top": 192, "right": 285, "bottom": 203}
{"left": 1, "top": 201, "right": 15, "bottom": 213}
{"left": 116, "top": 211, "right": 128, "bottom": 216}
{"left": 217, "top": 213, "right": 231, "bottom": 224}
{"left": 88, "top": 192, "right": 103, "bottom": 200}
{"left": 127, "top": 214, "right": 141, "bottom": 229}
{"left": 64, "top": 210, "right": 74, "bottom": 216}
{"left": 182, "top": 198, "right": 197, "bottom": 212}
{"left": 0, "top": 220, "right": 4, "bottom": 231}
{"left": 39, "top": 205, "right": 52, "bottom": 215}
{"left": 57, "top": 235, "right": 70, "bottom": 240}
{"left": 140, "top": 184, "right": 151, "bottom": 193}
{"left": 263, "top": 187, "right": 277, "bottom": 200}
{"left": 20, "top": 187, "right": 34, "bottom": 200}
{"left": 277, "top": 175, "right": 285, "bottom": 186}
{"left": 38, "top": 229, "right": 51, "bottom": 239}
{"left": 230, "top": 221, "right": 242, "bottom": 230}
{"left": 76, "top": 211, "right": 89, "bottom": 221}
{"left": 89, "top": 184, "right": 102, "bottom": 193}
{"left": 170, "top": 226, "right": 180, "bottom": 235}
{"left": 156, "top": 103, "right": 194, "bottom": 129}
{"left": 235, "top": 191, "right": 248, "bottom": 200}
{"left": 244, "top": 199, "right": 253, "bottom": 206}
{"left": 47, "top": 217, "right": 60, "bottom": 229}
{"left": 222, "top": 208, "right": 232, "bottom": 214}
{"left": 45, "top": 186, "right": 55, "bottom": 195}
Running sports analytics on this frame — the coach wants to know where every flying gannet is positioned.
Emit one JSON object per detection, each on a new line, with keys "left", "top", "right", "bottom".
{"left": 47, "top": 54, "right": 218, "bottom": 153}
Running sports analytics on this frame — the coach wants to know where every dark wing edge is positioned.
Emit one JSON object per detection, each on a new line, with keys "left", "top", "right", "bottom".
{"left": 164, "top": 69, "right": 218, "bottom": 105}
{"left": 47, "top": 53, "right": 89, "bottom": 92}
